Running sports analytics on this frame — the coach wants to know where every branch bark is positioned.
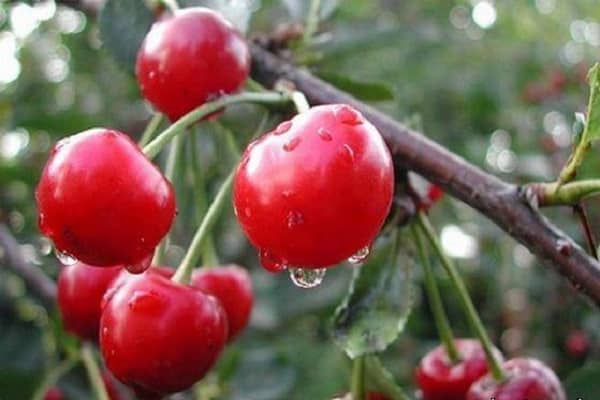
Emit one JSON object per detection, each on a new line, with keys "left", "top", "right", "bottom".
{"left": 0, "top": 224, "right": 57, "bottom": 304}
{"left": 250, "top": 44, "right": 600, "bottom": 307}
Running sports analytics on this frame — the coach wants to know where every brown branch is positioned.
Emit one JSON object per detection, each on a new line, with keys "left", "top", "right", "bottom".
{"left": 573, "top": 203, "right": 598, "bottom": 259}
{"left": 249, "top": 44, "right": 600, "bottom": 307}
{"left": 0, "top": 224, "right": 57, "bottom": 304}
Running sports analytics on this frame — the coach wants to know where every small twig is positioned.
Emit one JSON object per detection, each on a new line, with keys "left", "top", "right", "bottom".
{"left": 81, "top": 343, "right": 109, "bottom": 400}
{"left": 573, "top": 203, "right": 598, "bottom": 259}
{"left": 0, "top": 224, "right": 57, "bottom": 304}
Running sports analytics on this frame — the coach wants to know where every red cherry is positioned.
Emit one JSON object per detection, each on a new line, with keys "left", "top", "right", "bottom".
{"left": 233, "top": 104, "right": 394, "bottom": 269}
{"left": 57, "top": 262, "right": 121, "bottom": 341}
{"left": 419, "top": 184, "right": 444, "bottom": 211}
{"left": 566, "top": 330, "right": 590, "bottom": 358}
{"left": 36, "top": 129, "right": 176, "bottom": 269}
{"left": 44, "top": 387, "right": 63, "bottom": 400}
{"left": 100, "top": 271, "right": 228, "bottom": 397}
{"left": 416, "top": 339, "right": 504, "bottom": 400}
{"left": 191, "top": 265, "right": 253, "bottom": 341}
{"left": 136, "top": 7, "right": 250, "bottom": 121}
{"left": 467, "top": 358, "right": 566, "bottom": 400}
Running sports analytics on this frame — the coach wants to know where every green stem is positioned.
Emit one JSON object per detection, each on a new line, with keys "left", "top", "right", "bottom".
{"left": 411, "top": 223, "right": 460, "bottom": 363}
{"left": 292, "top": 91, "right": 311, "bottom": 113}
{"left": 303, "top": 0, "right": 322, "bottom": 43}
{"left": 364, "top": 356, "right": 410, "bottom": 400}
{"left": 189, "top": 132, "right": 219, "bottom": 267}
{"left": 142, "top": 91, "right": 290, "bottom": 159}
{"left": 416, "top": 212, "right": 505, "bottom": 382}
{"left": 81, "top": 343, "right": 109, "bottom": 400}
{"left": 351, "top": 356, "right": 366, "bottom": 400}
{"left": 539, "top": 180, "right": 600, "bottom": 206}
{"left": 161, "top": 0, "right": 179, "bottom": 13}
{"left": 31, "top": 358, "right": 79, "bottom": 400}
{"left": 152, "top": 134, "right": 184, "bottom": 266}
{"left": 246, "top": 78, "right": 267, "bottom": 92}
{"left": 138, "top": 113, "right": 163, "bottom": 147}
{"left": 172, "top": 170, "right": 235, "bottom": 284}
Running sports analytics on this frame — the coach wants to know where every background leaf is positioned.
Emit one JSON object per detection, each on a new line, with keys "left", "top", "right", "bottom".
{"left": 582, "top": 64, "right": 600, "bottom": 143}
{"left": 317, "top": 71, "right": 395, "bottom": 102}
{"left": 564, "top": 361, "right": 600, "bottom": 399}
{"left": 99, "top": 0, "right": 154, "bottom": 73}
{"left": 332, "top": 230, "right": 415, "bottom": 359}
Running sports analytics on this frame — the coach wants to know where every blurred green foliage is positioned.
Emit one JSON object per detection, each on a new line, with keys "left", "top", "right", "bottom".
{"left": 1, "top": 0, "right": 600, "bottom": 399}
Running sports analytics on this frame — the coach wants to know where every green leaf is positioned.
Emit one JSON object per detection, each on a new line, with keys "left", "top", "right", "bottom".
{"left": 317, "top": 71, "right": 395, "bottom": 102}
{"left": 565, "top": 361, "right": 600, "bottom": 399}
{"left": 99, "top": 0, "right": 154, "bottom": 73}
{"left": 582, "top": 63, "right": 600, "bottom": 143}
{"left": 332, "top": 230, "right": 414, "bottom": 359}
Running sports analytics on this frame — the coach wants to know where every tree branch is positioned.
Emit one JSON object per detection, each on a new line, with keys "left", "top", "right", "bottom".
{"left": 249, "top": 44, "right": 600, "bottom": 307}
{"left": 0, "top": 224, "right": 57, "bottom": 304}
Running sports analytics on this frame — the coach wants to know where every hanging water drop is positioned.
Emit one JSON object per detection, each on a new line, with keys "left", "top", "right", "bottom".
{"left": 126, "top": 253, "right": 153, "bottom": 274}
{"left": 283, "top": 137, "right": 301, "bottom": 152}
{"left": 348, "top": 245, "right": 370, "bottom": 264}
{"left": 259, "top": 248, "right": 287, "bottom": 273}
{"left": 317, "top": 127, "right": 332, "bottom": 141}
{"left": 289, "top": 267, "right": 326, "bottom": 288}
{"left": 55, "top": 248, "right": 77, "bottom": 266}
{"left": 274, "top": 120, "right": 292, "bottom": 135}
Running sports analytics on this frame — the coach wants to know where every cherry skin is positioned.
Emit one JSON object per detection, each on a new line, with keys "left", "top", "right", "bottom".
{"left": 233, "top": 104, "right": 394, "bottom": 269}
{"left": 100, "top": 271, "right": 228, "bottom": 397}
{"left": 416, "top": 338, "right": 504, "bottom": 400}
{"left": 191, "top": 264, "right": 253, "bottom": 341}
{"left": 57, "top": 261, "right": 121, "bottom": 341}
{"left": 44, "top": 387, "right": 63, "bottom": 400}
{"left": 467, "top": 358, "right": 566, "bottom": 400}
{"left": 36, "top": 128, "right": 176, "bottom": 269}
{"left": 136, "top": 7, "right": 250, "bottom": 121}
{"left": 565, "top": 329, "right": 589, "bottom": 358}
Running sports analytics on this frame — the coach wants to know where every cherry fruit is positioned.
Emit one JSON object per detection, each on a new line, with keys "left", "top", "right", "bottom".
{"left": 44, "top": 387, "right": 63, "bottom": 400}
{"left": 191, "top": 264, "right": 253, "bottom": 341}
{"left": 416, "top": 338, "right": 503, "bottom": 400}
{"left": 233, "top": 104, "right": 394, "bottom": 270}
{"left": 57, "top": 262, "right": 121, "bottom": 341}
{"left": 136, "top": 7, "right": 250, "bottom": 121}
{"left": 467, "top": 358, "right": 566, "bottom": 400}
{"left": 36, "top": 129, "right": 176, "bottom": 269}
{"left": 100, "top": 271, "right": 228, "bottom": 397}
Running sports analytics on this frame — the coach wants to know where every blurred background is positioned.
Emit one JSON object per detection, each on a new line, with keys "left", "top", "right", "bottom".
{"left": 0, "top": 0, "right": 599, "bottom": 398}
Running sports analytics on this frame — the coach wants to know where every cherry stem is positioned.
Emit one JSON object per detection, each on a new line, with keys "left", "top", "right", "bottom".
{"left": 416, "top": 212, "right": 506, "bottom": 382}
{"left": 188, "top": 132, "right": 219, "bottom": 267}
{"left": 172, "top": 169, "right": 235, "bottom": 285}
{"left": 81, "top": 343, "right": 109, "bottom": 400}
{"left": 138, "top": 113, "right": 163, "bottom": 147}
{"left": 153, "top": 133, "right": 184, "bottom": 266}
{"left": 31, "top": 357, "right": 79, "bottom": 400}
{"left": 364, "top": 356, "right": 410, "bottom": 400}
{"left": 573, "top": 203, "right": 598, "bottom": 259}
{"left": 160, "top": 0, "right": 179, "bottom": 13}
{"left": 303, "top": 0, "right": 322, "bottom": 43}
{"left": 351, "top": 356, "right": 366, "bottom": 400}
{"left": 540, "top": 179, "right": 600, "bottom": 206}
{"left": 411, "top": 223, "right": 460, "bottom": 363}
{"left": 292, "top": 91, "right": 311, "bottom": 113}
{"left": 142, "top": 91, "right": 291, "bottom": 159}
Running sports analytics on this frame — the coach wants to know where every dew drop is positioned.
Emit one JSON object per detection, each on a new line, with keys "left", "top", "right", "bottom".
{"left": 333, "top": 104, "right": 363, "bottom": 125}
{"left": 127, "top": 289, "right": 161, "bottom": 311}
{"left": 126, "top": 253, "right": 153, "bottom": 274}
{"left": 287, "top": 210, "right": 304, "bottom": 228}
{"left": 55, "top": 248, "right": 77, "bottom": 266}
{"left": 244, "top": 207, "right": 252, "bottom": 218}
{"left": 274, "top": 121, "right": 292, "bottom": 135}
{"left": 348, "top": 245, "right": 371, "bottom": 264}
{"left": 283, "top": 137, "right": 301, "bottom": 152}
{"left": 259, "top": 249, "right": 287, "bottom": 274}
{"left": 317, "top": 127, "right": 332, "bottom": 141}
{"left": 342, "top": 144, "right": 355, "bottom": 163}
{"left": 289, "top": 267, "right": 326, "bottom": 288}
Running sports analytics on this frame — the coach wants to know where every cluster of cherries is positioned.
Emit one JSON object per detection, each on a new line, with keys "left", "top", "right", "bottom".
{"left": 34, "top": 5, "right": 567, "bottom": 400}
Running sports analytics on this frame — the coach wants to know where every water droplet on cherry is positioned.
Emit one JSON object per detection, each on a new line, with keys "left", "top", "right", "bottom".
{"left": 283, "top": 137, "right": 301, "bottom": 152}
{"left": 333, "top": 105, "right": 363, "bottom": 125}
{"left": 317, "top": 127, "right": 332, "bottom": 141}
{"left": 287, "top": 210, "right": 304, "bottom": 228}
{"left": 55, "top": 248, "right": 77, "bottom": 266}
{"left": 289, "top": 267, "right": 326, "bottom": 288}
{"left": 259, "top": 249, "right": 287, "bottom": 273}
{"left": 342, "top": 144, "right": 355, "bottom": 163}
{"left": 125, "top": 253, "right": 153, "bottom": 274}
{"left": 348, "top": 245, "right": 371, "bottom": 264}
{"left": 274, "top": 121, "right": 292, "bottom": 135}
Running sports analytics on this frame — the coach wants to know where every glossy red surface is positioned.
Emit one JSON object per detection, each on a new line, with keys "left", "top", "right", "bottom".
{"left": 100, "top": 271, "right": 228, "bottom": 397}
{"left": 416, "top": 339, "right": 503, "bottom": 400}
{"left": 57, "top": 262, "right": 121, "bottom": 341}
{"left": 36, "top": 129, "right": 176, "bottom": 268}
{"left": 136, "top": 7, "right": 250, "bottom": 121}
{"left": 233, "top": 104, "right": 394, "bottom": 269}
{"left": 192, "top": 264, "right": 253, "bottom": 341}
{"left": 467, "top": 358, "right": 566, "bottom": 400}
{"left": 44, "top": 387, "right": 63, "bottom": 400}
